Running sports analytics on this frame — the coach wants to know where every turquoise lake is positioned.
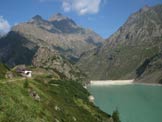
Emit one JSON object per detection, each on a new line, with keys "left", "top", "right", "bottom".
{"left": 88, "top": 84, "right": 162, "bottom": 122}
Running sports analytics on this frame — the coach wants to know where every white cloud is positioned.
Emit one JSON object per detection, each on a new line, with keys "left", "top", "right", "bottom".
{"left": 62, "top": 0, "right": 101, "bottom": 15}
{"left": 62, "top": 1, "right": 71, "bottom": 12}
{"left": 0, "top": 16, "right": 10, "bottom": 35}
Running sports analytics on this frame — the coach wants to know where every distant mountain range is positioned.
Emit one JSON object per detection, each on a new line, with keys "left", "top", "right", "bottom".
{"left": 0, "top": 13, "right": 103, "bottom": 80}
{"left": 0, "top": 13, "right": 103, "bottom": 65}
{"left": 12, "top": 13, "right": 103, "bottom": 61}
{"left": 77, "top": 4, "right": 162, "bottom": 84}
{"left": 0, "top": 4, "right": 162, "bottom": 83}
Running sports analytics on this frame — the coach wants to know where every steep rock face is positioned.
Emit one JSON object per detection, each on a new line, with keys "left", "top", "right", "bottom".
{"left": 11, "top": 13, "right": 103, "bottom": 61}
{"left": 77, "top": 4, "right": 162, "bottom": 83}
{"left": 32, "top": 47, "right": 85, "bottom": 80}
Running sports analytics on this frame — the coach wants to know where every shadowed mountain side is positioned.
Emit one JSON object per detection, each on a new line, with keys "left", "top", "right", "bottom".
{"left": 0, "top": 31, "right": 38, "bottom": 67}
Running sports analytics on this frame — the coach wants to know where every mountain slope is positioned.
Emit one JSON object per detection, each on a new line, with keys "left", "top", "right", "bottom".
{"left": 77, "top": 4, "right": 162, "bottom": 83}
{"left": 0, "top": 31, "right": 84, "bottom": 80}
{"left": 32, "top": 47, "right": 85, "bottom": 80}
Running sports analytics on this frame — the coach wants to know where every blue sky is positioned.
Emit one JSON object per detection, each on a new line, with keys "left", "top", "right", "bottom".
{"left": 0, "top": 0, "right": 162, "bottom": 38}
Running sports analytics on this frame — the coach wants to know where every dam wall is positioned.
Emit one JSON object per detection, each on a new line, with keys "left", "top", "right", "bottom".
{"left": 90, "top": 80, "right": 134, "bottom": 86}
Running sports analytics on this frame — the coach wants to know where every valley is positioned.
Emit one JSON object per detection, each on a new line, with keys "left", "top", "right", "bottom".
{"left": 0, "top": 2, "right": 162, "bottom": 122}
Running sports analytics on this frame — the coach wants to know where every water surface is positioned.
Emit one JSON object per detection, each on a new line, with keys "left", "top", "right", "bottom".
{"left": 88, "top": 84, "right": 162, "bottom": 122}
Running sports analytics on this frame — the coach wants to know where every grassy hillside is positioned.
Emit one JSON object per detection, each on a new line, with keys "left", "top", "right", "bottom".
{"left": 0, "top": 73, "right": 113, "bottom": 122}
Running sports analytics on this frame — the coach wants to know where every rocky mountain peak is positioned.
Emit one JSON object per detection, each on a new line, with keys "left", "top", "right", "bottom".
{"left": 111, "top": 4, "right": 162, "bottom": 46}
{"left": 48, "top": 13, "right": 79, "bottom": 33}
{"left": 30, "top": 15, "right": 44, "bottom": 22}
{"left": 138, "top": 5, "right": 151, "bottom": 13}
{"left": 49, "top": 13, "right": 68, "bottom": 22}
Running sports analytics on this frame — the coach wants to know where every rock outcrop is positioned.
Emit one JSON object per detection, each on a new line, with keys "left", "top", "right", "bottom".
{"left": 32, "top": 47, "right": 85, "bottom": 80}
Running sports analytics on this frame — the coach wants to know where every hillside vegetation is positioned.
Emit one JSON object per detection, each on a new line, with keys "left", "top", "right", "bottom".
{"left": 0, "top": 66, "right": 114, "bottom": 122}
{"left": 0, "top": 78, "right": 112, "bottom": 122}
{"left": 0, "top": 63, "right": 9, "bottom": 79}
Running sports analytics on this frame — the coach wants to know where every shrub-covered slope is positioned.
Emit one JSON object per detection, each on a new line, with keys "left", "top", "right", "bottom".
{"left": 0, "top": 63, "right": 9, "bottom": 79}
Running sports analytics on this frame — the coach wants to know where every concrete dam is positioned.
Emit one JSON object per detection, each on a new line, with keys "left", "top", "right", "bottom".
{"left": 90, "top": 80, "right": 134, "bottom": 85}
